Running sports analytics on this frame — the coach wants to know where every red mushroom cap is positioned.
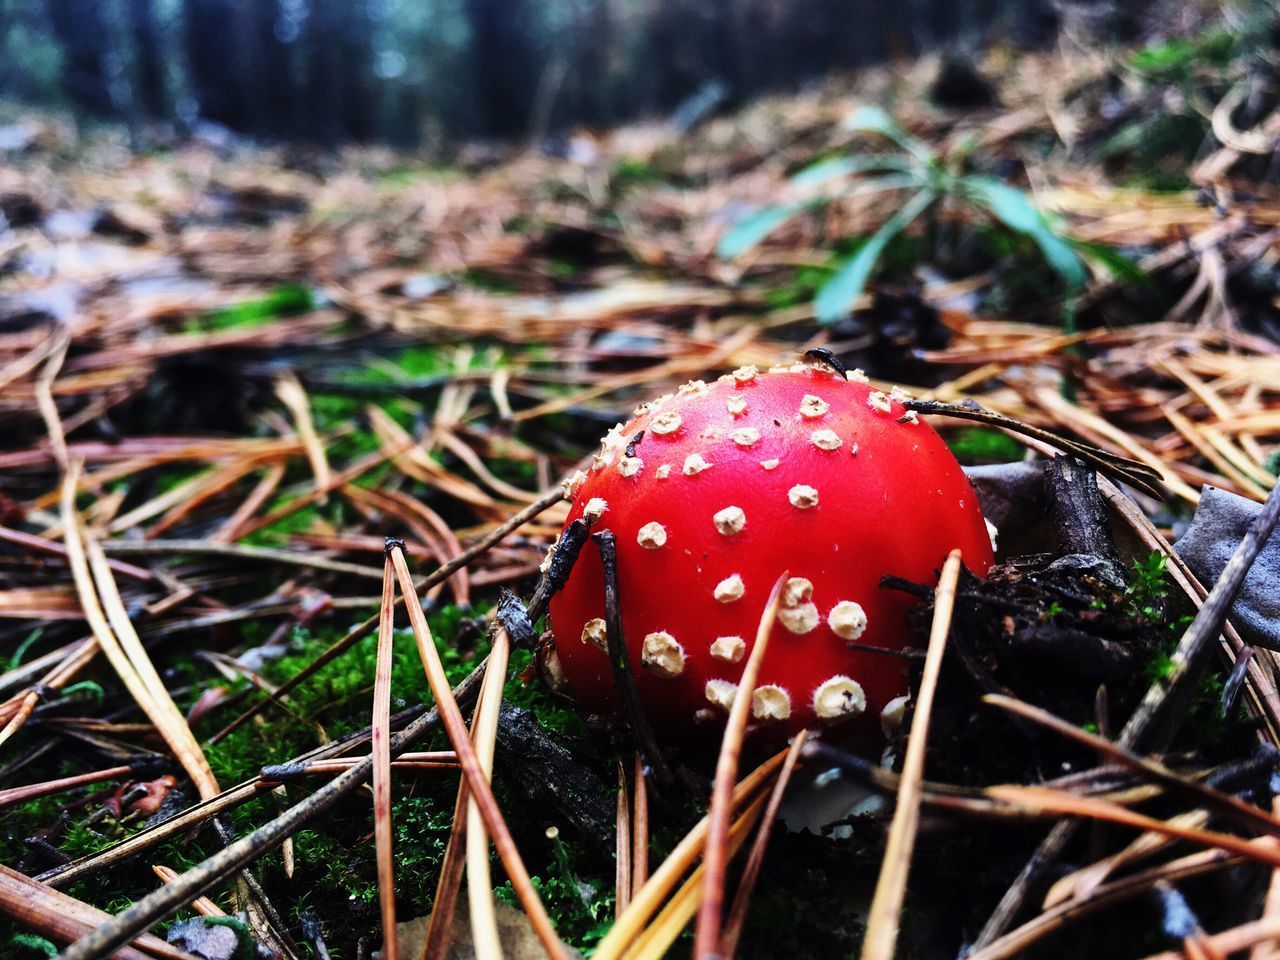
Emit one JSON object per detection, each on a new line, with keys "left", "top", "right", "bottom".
{"left": 545, "top": 363, "right": 995, "bottom": 742}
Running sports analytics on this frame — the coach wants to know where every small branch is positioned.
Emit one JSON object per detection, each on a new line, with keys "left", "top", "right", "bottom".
{"left": 592, "top": 530, "right": 674, "bottom": 792}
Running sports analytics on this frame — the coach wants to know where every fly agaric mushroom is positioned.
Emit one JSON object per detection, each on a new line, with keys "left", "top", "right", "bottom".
{"left": 545, "top": 362, "right": 995, "bottom": 741}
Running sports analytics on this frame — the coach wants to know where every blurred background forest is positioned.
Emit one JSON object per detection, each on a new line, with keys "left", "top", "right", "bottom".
{"left": 1, "top": 0, "right": 1088, "bottom": 145}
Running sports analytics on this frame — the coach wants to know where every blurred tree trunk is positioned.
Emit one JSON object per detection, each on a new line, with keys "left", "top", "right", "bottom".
{"left": 10, "top": 0, "right": 1061, "bottom": 145}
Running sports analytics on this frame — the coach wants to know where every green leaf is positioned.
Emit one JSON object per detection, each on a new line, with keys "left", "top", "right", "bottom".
{"left": 716, "top": 202, "right": 809, "bottom": 259}
{"left": 788, "top": 154, "right": 912, "bottom": 190}
{"left": 1070, "top": 240, "right": 1154, "bottom": 290}
{"left": 842, "top": 106, "right": 933, "bottom": 163}
{"left": 813, "top": 189, "right": 935, "bottom": 324}
{"left": 946, "top": 427, "right": 1025, "bottom": 464}
{"left": 964, "top": 177, "right": 1087, "bottom": 290}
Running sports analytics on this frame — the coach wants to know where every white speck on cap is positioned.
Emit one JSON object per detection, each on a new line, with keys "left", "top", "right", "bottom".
{"left": 656, "top": 463, "right": 672, "bottom": 480}
{"left": 867, "top": 391, "right": 891, "bottom": 413}
{"left": 651, "top": 412, "right": 682, "bottom": 435}
{"left": 810, "top": 429, "right": 841, "bottom": 451}
{"left": 637, "top": 522, "right": 667, "bottom": 549}
{"left": 848, "top": 368, "right": 870, "bottom": 384}
{"left": 788, "top": 484, "right": 819, "bottom": 509}
{"left": 890, "top": 385, "right": 914, "bottom": 400}
{"left": 752, "top": 685, "right": 791, "bottom": 721}
{"left": 618, "top": 455, "right": 643, "bottom": 477}
{"left": 714, "top": 574, "right": 745, "bottom": 603}
{"left": 880, "top": 695, "right": 909, "bottom": 738}
{"left": 678, "top": 380, "right": 709, "bottom": 398}
{"left": 683, "top": 453, "right": 712, "bottom": 475}
{"left": 813, "top": 675, "right": 866, "bottom": 722}
{"left": 782, "top": 577, "right": 813, "bottom": 607}
{"left": 641, "top": 631, "right": 685, "bottom": 678}
{"left": 726, "top": 395, "right": 748, "bottom": 416}
{"left": 705, "top": 679, "right": 738, "bottom": 712}
{"left": 561, "top": 470, "right": 586, "bottom": 500}
{"left": 583, "top": 498, "right": 608, "bottom": 523}
{"left": 581, "top": 618, "right": 608, "bottom": 651}
{"left": 731, "top": 365, "right": 759, "bottom": 383}
{"left": 760, "top": 458, "right": 780, "bottom": 471}
{"left": 730, "top": 427, "right": 760, "bottom": 447}
{"left": 713, "top": 506, "right": 746, "bottom": 536}
{"left": 710, "top": 635, "right": 745, "bottom": 662}
{"left": 985, "top": 518, "right": 999, "bottom": 552}
{"left": 828, "top": 601, "right": 868, "bottom": 640}
{"left": 779, "top": 603, "right": 819, "bottom": 634}
{"left": 799, "top": 394, "right": 829, "bottom": 418}
{"left": 900, "top": 410, "right": 920, "bottom": 425}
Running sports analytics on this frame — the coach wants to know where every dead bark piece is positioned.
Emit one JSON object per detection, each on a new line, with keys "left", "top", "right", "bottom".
{"left": 1044, "top": 455, "right": 1126, "bottom": 589}
{"left": 495, "top": 704, "right": 614, "bottom": 848}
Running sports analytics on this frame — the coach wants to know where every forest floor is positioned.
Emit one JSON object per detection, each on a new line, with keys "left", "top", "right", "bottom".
{"left": 2, "top": 14, "right": 1280, "bottom": 960}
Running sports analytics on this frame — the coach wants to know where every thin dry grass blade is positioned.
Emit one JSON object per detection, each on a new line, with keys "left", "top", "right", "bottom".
{"left": 0, "top": 764, "right": 134, "bottom": 811}
{"left": 373, "top": 553, "right": 399, "bottom": 960}
{"left": 83, "top": 534, "right": 219, "bottom": 800}
{"left": 591, "top": 749, "right": 788, "bottom": 960}
{"left": 150, "top": 866, "right": 224, "bottom": 917}
{"left": 211, "top": 462, "right": 286, "bottom": 542}
{"left": 1141, "top": 916, "right": 1280, "bottom": 960}
{"left": 389, "top": 545, "right": 568, "bottom": 960}
{"left": 1252, "top": 798, "right": 1280, "bottom": 960}
{"left": 421, "top": 781, "right": 470, "bottom": 960}
{"left": 631, "top": 752, "right": 649, "bottom": 900}
{"left": 694, "top": 571, "right": 786, "bottom": 958}
{"left": 984, "top": 693, "right": 1280, "bottom": 840}
{"left": 623, "top": 793, "right": 770, "bottom": 960}
{"left": 968, "top": 843, "right": 1261, "bottom": 960}
{"left": 718, "top": 730, "right": 807, "bottom": 958}
{"left": 276, "top": 371, "right": 332, "bottom": 500}
{"left": 464, "top": 625, "right": 512, "bottom": 960}
{"left": 1043, "top": 809, "right": 1210, "bottom": 909}
{"left": 985, "top": 785, "right": 1280, "bottom": 868}
{"left": 861, "top": 548, "right": 963, "bottom": 960}
{"left": 616, "top": 762, "right": 632, "bottom": 918}
{"left": 58, "top": 463, "right": 219, "bottom": 800}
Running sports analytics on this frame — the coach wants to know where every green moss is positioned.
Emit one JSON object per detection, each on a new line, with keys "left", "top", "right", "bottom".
{"left": 185, "top": 284, "right": 315, "bottom": 333}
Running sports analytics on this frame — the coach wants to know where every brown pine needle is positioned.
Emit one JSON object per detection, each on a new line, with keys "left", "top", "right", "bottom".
{"left": 694, "top": 571, "right": 787, "bottom": 958}
{"left": 985, "top": 785, "right": 1280, "bottom": 869}
{"left": 631, "top": 752, "right": 649, "bottom": 900}
{"left": 592, "top": 749, "right": 789, "bottom": 960}
{"left": 389, "top": 545, "right": 569, "bottom": 960}
{"left": 464, "top": 625, "right": 512, "bottom": 960}
{"left": 718, "top": 730, "right": 808, "bottom": 958}
{"left": 150, "top": 866, "right": 224, "bottom": 917}
{"left": 625, "top": 793, "right": 771, "bottom": 960}
{"left": 0, "top": 864, "right": 185, "bottom": 960}
{"left": 861, "top": 548, "right": 963, "bottom": 960}
{"left": 0, "top": 764, "right": 135, "bottom": 811}
{"left": 372, "top": 553, "right": 399, "bottom": 960}
{"left": 275, "top": 371, "right": 332, "bottom": 500}
{"left": 616, "top": 762, "right": 633, "bottom": 917}
{"left": 59, "top": 463, "right": 220, "bottom": 800}
{"left": 421, "top": 781, "right": 471, "bottom": 960}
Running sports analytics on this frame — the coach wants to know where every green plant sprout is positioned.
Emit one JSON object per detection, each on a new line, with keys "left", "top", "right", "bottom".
{"left": 717, "top": 105, "right": 1091, "bottom": 323}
